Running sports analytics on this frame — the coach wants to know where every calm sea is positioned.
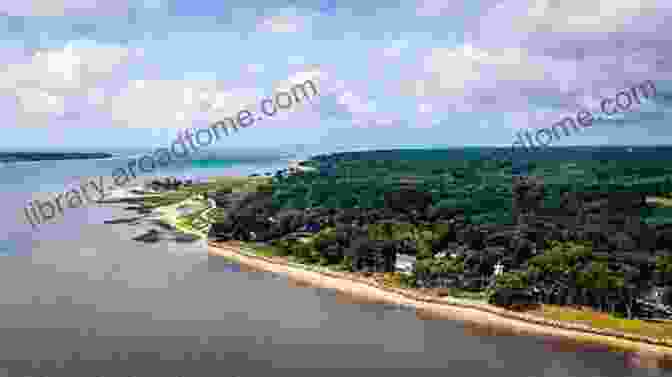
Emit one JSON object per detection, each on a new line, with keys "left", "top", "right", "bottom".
{"left": 0, "top": 146, "right": 294, "bottom": 256}
{"left": 0, "top": 146, "right": 671, "bottom": 375}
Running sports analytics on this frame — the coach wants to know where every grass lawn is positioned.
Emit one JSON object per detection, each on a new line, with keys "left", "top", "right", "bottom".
{"left": 246, "top": 243, "right": 285, "bottom": 258}
{"left": 142, "top": 176, "right": 271, "bottom": 208}
{"left": 197, "top": 176, "right": 271, "bottom": 194}
{"left": 142, "top": 191, "right": 193, "bottom": 208}
{"left": 175, "top": 207, "right": 207, "bottom": 231}
{"left": 531, "top": 304, "right": 672, "bottom": 340}
{"left": 443, "top": 287, "right": 488, "bottom": 301}
{"left": 138, "top": 175, "right": 273, "bottom": 240}
{"left": 219, "top": 254, "right": 240, "bottom": 263}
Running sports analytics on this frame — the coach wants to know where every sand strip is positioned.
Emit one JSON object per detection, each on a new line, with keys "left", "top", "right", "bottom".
{"left": 208, "top": 242, "right": 672, "bottom": 357}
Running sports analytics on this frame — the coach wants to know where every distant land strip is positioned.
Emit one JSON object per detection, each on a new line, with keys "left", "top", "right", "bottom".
{"left": 0, "top": 152, "right": 114, "bottom": 163}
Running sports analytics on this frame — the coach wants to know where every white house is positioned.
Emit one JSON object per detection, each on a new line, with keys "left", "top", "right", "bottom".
{"left": 395, "top": 254, "right": 416, "bottom": 275}
{"left": 493, "top": 262, "right": 505, "bottom": 277}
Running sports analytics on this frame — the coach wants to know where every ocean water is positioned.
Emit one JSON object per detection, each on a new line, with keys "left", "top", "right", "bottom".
{"left": 0, "top": 147, "right": 292, "bottom": 256}
{"left": 1, "top": 146, "right": 671, "bottom": 374}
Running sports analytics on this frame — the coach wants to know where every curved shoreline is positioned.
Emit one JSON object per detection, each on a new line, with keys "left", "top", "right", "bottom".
{"left": 208, "top": 241, "right": 672, "bottom": 357}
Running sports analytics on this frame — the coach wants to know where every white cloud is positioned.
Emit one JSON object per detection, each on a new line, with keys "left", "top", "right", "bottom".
{"left": 0, "top": 42, "right": 331, "bottom": 131}
{"left": 401, "top": 44, "right": 547, "bottom": 98}
{"left": 275, "top": 66, "right": 325, "bottom": 92}
{"left": 418, "top": 103, "right": 433, "bottom": 113}
{"left": 256, "top": 66, "right": 326, "bottom": 123}
{"left": 107, "top": 79, "right": 260, "bottom": 129}
{"left": 0, "top": 41, "right": 137, "bottom": 93}
{"left": 0, "top": 40, "right": 141, "bottom": 126}
{"left": 337, "top": 91, "right": 377, "bottom": 114}
{"left": 415, "top": 0, "right": 463, "bottom": 17}
{"left": 0, "top": 0, "right": 131, "bottom": 16}
{"left": 87, "top": 87, "right": 106, "bottom": 106}
{"left": 15, "top": 88, "right": 65, "bottom": 116}
{"left": 257, "top": 12, "right": 307, "bottom": 33}
{"left": 490, "top": 0, "right": 664, "bottom": 34}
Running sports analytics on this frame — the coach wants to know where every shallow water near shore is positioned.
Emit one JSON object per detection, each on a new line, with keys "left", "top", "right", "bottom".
{"left": 232, "top": 254, "right": 672, "bottom": 373}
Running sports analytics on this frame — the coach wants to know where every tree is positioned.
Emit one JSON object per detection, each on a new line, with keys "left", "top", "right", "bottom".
{"left": 655, "top": 255, "right": 672, "bottom": 274}
{"left": 576, "top": 261, "right": 626, "bottom": 313}
{"left": 528, "top": 241, "right": 593, "bottom": 277}
{"left": 488, "top": 271, "right": 532, "bottom": 306}
{"left": 292, "top": 243, "right": 316, "bottom": 263}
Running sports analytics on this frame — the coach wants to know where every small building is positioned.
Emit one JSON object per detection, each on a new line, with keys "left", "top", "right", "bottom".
{"left": 493, "top": 262, "right": 505, "bottom": 277}
{"left": 645, "top": 286, "right": 672, "bottom": 306}
{"left": 395, "top": 254, "right": 416, "bottom": 275}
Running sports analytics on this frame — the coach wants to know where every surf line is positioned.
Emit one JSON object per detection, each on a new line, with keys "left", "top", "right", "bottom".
{"left": 23, "top": 176, "right": 106, "bottom": 229}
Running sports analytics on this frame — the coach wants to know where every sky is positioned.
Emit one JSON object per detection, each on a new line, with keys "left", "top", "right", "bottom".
{"left": 0, "top": 0, "right": 671, "bottom": 152}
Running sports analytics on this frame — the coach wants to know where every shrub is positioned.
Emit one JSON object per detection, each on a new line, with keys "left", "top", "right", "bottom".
{"left": 399, "top": 272, "right": 417, "bottom": 288}
{"left": 339, "top": 256, "right": 354, "bottom": 272}
{"left": 257, "top": 183, "right": 274, "bottom": 193}
{"left": 655, "top": 255, "right": 672, "bottom": 274}
{"left": 492, "top": 271, "right": 530, "bottom": 290}
{"left": 527, "top": 240, "right": 593, "bottom": 277}
{"left": 487, "top": 271, "right": 532, "bottom": 302}
{"left": 314, "top": 230, "right": 339, "bottom": 250}
{"left": 415, "top": 257, "right": 464, "bottom": 276}
{"left": 269, "top": 239, "right": 292, "bottom": 256}
{"left": 291, "top": 243, "right": 315, "bottom": 262}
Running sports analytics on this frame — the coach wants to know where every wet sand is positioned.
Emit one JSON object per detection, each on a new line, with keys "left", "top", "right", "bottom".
{"left": 209, "top": 242, "right": 672, "bottom": 359}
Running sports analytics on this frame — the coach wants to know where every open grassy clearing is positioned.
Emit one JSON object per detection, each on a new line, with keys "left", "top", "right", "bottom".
{"left": 147, "top": 176, "right": 271, "bottom": 238}
{"left": 140, "top": 176, "right": 270, "bottom": 208}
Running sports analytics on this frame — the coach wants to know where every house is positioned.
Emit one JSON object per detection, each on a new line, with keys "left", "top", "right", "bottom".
{"left": 493, "top": 262, "right": 505, "bottom": 277}
{"left": 395, "top": 254, "right": 416, "bottom": 275}
{"left": 287, "top": 160, "right": 318, "bottom": 175}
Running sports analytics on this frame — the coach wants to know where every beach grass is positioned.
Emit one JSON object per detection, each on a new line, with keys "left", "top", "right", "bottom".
{"left": 246, "top": 243, "right": 285, "bottom": 258}
{"left": 209, "top": 242, "right": 672, "bottom": 356}
{"left": 531, "top": 304, "right": 672, "bottom": 340}
{"left": 648, "top": 196, "right": 672, "bottom": 208}
{"left": 442, "top": 287, "right": 489, "bottom": 301}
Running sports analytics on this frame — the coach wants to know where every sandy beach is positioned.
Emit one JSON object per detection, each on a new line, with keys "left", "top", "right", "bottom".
{"left": 208, "top": 241, "right": 672, "bottom": 357}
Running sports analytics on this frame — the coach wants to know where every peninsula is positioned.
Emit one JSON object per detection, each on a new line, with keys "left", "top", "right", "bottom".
{"left": 115, "top": 147, "right": 672, "bottom": 355}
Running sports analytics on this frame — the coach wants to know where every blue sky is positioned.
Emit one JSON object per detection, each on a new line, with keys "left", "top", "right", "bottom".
{"left": 0, "top": 0, "right": 671, "bottom": 152}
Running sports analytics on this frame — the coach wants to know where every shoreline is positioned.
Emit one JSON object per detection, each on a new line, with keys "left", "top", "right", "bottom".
{"left": 208, "top": 241, "right": 672, "bottom": 357}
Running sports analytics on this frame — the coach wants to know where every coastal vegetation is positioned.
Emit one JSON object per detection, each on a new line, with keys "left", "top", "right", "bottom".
{"left": 135, "top": 148, "right": 672, "bottom": 340}
{"left": 532, "top": 304, "right": 672, "bottom": 340}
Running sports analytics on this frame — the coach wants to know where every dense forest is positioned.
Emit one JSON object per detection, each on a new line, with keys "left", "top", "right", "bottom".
{"left": 270, "top": 148, "right": 672, "bottom": 224}
{"left": 208, "top": 147, "right": 672, "bottom": 319}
